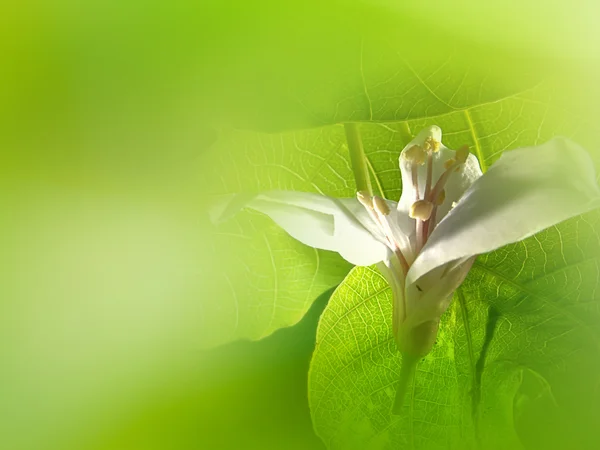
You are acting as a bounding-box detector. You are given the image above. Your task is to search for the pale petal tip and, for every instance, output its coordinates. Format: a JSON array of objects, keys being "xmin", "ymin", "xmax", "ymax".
[
  {"xmin": 423, "ymin": 125, "xmax": 442, "ymax": 142},
  {"xmin": 407, "ymin": 125, "xmax": 443, "ymax": 151}
]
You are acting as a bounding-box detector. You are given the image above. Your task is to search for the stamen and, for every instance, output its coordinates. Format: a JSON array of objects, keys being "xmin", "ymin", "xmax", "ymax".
[
  {"xmin": 411, "ymin": 164, "xmax": 420, "ymax": 201},
  {"xmin": 373, "ymin": 195, "xmax": 391, "ymax": 216},
  {"xmin": 427, "ymin": 207, "xmax": 438, "ymax": 238},
  {"xmin": 372, "ymin": 199, "xmax": 410, "ymax": 275},
  {"xmin": 357, "ymin": 191, "xmax": 410, "ymax": 273},
  {"xmin": 423, "ymin": 136, "xmax": 441, "ymax": 153},
  {"xmin": 409, "ymin": 200, "xmax": 434, "ymax": 221},
  {"xmin": 444, "ymin": 158, "xmax": 456, "ymax": 170},
  {"xmin": 428, "ymin": 145, "xmax": 470, "ymax": 203},
  {"xmin": 416, "ymin": 220, "xmax": 425, "ymax": 254},
  {"xmin": 435, "ymin": 189, "xmax": 446, "ymax": 206},
  {"xmin": 356, "ymin": 190, "xmax": 374, "ymax": 209},
  {"xmin": 356, "ymin": 191, "xmax": 384, "ymax": 233},
  {"xmin": 424, "ymin": 151, "xmax": 433, "ymax": 199},
  {"xmin": 394, "ymin": 248, "xmax": 410, "ymax": 275},
  {"xmin": 425, "ymin": 192, "xmax": 444, "ymax": 239},
  {"xmin": 456, "ymin": 145, "xmax": 470, "ymax": 163},
  {"xmin": 403, "ymin": 145, "xmax": 426, "ymax": 165}
]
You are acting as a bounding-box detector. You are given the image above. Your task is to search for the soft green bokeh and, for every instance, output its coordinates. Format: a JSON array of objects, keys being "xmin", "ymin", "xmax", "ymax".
[{"xmin": 1, "ymin": 1, "xmax": 600, "ymax": 449}]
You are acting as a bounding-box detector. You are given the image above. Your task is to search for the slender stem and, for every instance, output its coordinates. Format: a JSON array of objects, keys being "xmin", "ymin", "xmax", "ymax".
[
  {"xmin": 392, "ymin": 354, "xmax": 419, "ymax": 414},
  {"xmin": 344, "ymin": 123, "xmax": 372, "ymax": 195}
]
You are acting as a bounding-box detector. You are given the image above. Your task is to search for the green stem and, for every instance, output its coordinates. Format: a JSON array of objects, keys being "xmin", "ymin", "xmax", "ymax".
[
  {"xmin": 344, "ymin": 122, "xmax": 372, "ymax": 195},
  {"xmin": 392, "ymin": 354, "xmax": 419, "ymax": 415}
]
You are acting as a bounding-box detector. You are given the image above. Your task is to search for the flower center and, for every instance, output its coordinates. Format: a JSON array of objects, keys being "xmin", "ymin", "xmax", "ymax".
[
  {"xmin": 357, "ymin": 137, "xmax": 471, "ymax": 275},
  {"xmin": 404, "ymin": 138, "xmax": 470, "ymax": 253}
]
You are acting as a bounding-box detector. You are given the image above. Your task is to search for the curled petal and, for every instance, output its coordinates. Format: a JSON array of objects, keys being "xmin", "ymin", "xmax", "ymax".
[
  {"xmin": 408, "ymin": 137, "xmax": 600, "ymax": 284},
  {"xmin": 211, "ymin": 190, "xmax": 390, "ymax": 266}
]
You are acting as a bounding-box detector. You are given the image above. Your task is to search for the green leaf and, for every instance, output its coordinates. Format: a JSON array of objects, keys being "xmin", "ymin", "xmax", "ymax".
[
  {"xmin": 308, "ymin": 82, "xmax": 600, "ymax": 449},
  {"xmin": 203, "ymin": 77, "xmax": 600, "ymax": 348},
  {"xmin": 201, "ymin": 74, "xmax": 600, "ymax": 348},
  {"xmin": 198, "ymin": 127, "xmax": 357, "ymax": 347},
  {"xmin": 309, "ymin": 208, "xmax": 600, "ymax": 449}
]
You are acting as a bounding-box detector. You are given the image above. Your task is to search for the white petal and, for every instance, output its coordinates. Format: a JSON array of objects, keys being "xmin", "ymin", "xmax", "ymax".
[
  {"xmin": 212, "ymin": 191, "xmax": 390, "ymax": 266},
  {"xmin": 404, "ymin": 258, "xmax": 475, "ymax": 328},
  {"xmin": 398, "ymin": 125, "xmax": 483, "ymax": 225},
  {"xmin": 435, "ymin": 152, "xmax": 482, "ymax": 223},
  {"xmin": 396, "ymin": 258, "xmax": 475, "ymax": 356},
  {"xmin": 408, "ymin": 137, "xmax": 600, "ymax": 284}
]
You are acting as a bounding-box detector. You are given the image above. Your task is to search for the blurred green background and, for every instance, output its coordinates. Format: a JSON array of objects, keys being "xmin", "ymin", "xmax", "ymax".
[{"xmin": 2, "ymin": 1, "xmax": 600, "ymax": 449}]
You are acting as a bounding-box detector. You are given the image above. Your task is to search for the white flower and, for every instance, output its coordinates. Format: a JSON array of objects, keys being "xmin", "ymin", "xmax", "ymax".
[{"xmin": 213, "ymin": 126, "xmax": 600, "ymax": 359}]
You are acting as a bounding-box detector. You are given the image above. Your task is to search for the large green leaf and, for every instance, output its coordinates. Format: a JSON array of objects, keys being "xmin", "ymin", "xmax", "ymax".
[
  {"xmin": 308, "ymin": 82, "xmax": 600, "ymax": 449},
  {"xmin": 202, "ymin": 78, "xmax": 600, "ymax": 347},
  {"xmin": 3, "ymin": 2, "xmax": 600, "ymax": 450},
  {"xmin": 0, "ymin": 0, "xmax": 566, "ymax": 351},
  {"xmin": 309, "ymin": 210, "xmax": 600, "ymax": 449}
]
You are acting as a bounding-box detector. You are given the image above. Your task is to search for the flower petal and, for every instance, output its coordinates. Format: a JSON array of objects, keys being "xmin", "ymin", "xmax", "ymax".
[
  {"xmin": 408, "ymin": 137, "xmax": 600, "ymax": 284},
  {"xmin": 404, "ymin": 258, "xmax": 475, "ymax": 327},
  {"xmin": 398, "ymin": 126, "xmax": 483, "ymax": 225},
  {"xmin": 212, "ymin": 190, "xmax": 390, "ymax": 266}
]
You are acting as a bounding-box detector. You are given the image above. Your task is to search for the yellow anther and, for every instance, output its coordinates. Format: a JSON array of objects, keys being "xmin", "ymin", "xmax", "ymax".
[
  {"xmin": 403, "ymin": 145, "xmax": 427, "ymax": 165},
  {"xmin": 423, "ymin": 136, "xmax": 441, "ymax": 153},
  {"xmin": 356, "ymin": 190, "xmax": 373, "ymax": 209},
  {"xmin": 435, "ymin": 189, "xmax": 446, "ymax": 206},
  {"xmin": 456, "ymin": 145, "xmax": 469, "ymax": 163},
  {"xmin": 444, "ymin": 158, "xmax": 456, "ymax": 170},
  {"xmin": 373, "ymin": 195, "xmax": 391, "ymax": 216},
  {"xmin": 409, "ymin": 200, "xmax": 434, "ymax": 221}
]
